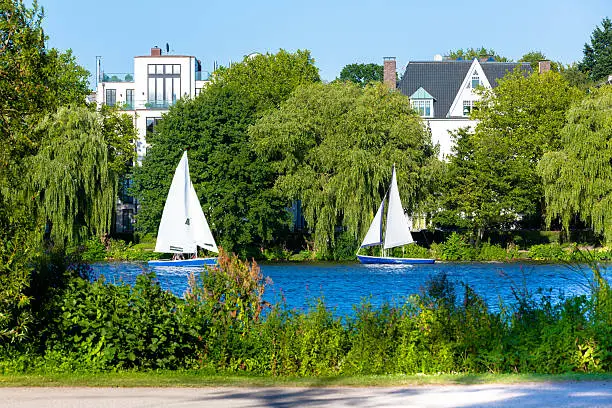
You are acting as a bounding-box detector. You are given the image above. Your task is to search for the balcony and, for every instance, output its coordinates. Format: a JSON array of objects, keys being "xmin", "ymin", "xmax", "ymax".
[
  {"xmin": 195, "ymin": 71, "xmax": 211, "ymax": 81},
  {"xmin": 100, "ymin": 72, "xmax": 134, "ymax": 83},
  {"xmin": 144, "ymin": 100, "xmax": 175, "ymax": 109}
]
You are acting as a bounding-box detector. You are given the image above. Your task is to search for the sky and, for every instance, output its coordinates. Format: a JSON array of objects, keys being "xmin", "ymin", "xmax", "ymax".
[{"xmin": 40, "ymin": 0, "xmax": 609, "ymax": 86}]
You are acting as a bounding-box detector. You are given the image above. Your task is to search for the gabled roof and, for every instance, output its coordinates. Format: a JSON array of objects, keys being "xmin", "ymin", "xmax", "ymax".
[
  {"xmin": 410, "ymin": 87, "xmax": 435, "ymax": 99},
  {"xmin": 397, "ymin": 60, "xmax": 532, "ymax": 119}
]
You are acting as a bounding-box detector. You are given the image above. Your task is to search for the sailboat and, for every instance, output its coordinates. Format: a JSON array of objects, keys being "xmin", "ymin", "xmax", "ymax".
[
  {"xmin": 148, "ymin": 151, "xmax": 218, "ymax": 267},
  {"xmin": 356, "ymin": 166, "xmax": 435, "ymax": 265}
]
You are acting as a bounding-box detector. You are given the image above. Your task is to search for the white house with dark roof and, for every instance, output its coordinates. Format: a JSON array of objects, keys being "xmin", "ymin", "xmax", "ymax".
[{"xmin": 384, "ymin": 57, "xmax": 536, "ymax": 159}]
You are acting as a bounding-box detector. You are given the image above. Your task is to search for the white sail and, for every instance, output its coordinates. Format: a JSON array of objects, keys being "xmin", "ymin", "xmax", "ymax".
[
  {"xmin": 154, "ymin": 151, "xmax": 217, "ymax": 254},
  {"xmin": 360, "ymin": 196, "xmax": 385, "ymax": 248},
  {"xmin": 188, "ymin": 181, "xmax": 218, "ymax": 253},
  {"xmin": 383, "ymin": 166, "xmax": 414, "ymax": 249}
]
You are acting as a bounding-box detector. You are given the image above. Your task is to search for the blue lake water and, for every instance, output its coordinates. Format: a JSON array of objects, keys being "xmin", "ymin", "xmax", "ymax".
[{"xmin": 91, "ymin": 262, "xmax": 609, "ymax": 317}]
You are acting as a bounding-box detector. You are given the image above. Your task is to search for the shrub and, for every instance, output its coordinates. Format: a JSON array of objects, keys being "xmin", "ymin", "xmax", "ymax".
[
  {"xmin": 434, "ymin": 233, "xmax": 476, "ymax": 261},
  {"xmin": 477, "ymin": 242, "xmax": 510, "ymax": 261},
  {"xmin": 528, "ymin": 243, "xmax": 568, "ymax": 261}
]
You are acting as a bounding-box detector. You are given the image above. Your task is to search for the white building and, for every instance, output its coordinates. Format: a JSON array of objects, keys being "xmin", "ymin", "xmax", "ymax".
[
  {"xmin": 384, "ymin": 57, "xmax": 537, "ymax": 159},
  {"xmin": 96, "ymin": 46, "xmax": 211, "ymax": 233},
  {"xmin": 96, "ymin": 46, "xmax": 210, "ymax": 162}
]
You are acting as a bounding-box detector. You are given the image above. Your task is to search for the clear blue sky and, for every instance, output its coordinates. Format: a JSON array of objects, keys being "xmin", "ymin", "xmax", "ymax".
[{"xmin": 41, "ymin": 0, "xmax": 609, "ymax": 86}]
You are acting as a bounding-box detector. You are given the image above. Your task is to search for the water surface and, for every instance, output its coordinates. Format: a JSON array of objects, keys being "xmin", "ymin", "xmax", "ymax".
[{"xmin": 91, "ymin": 261, "xmax": 608, "ymax": 317}]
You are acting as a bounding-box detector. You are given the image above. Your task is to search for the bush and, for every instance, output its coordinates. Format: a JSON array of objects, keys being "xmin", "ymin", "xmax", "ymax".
[
  {"xmin": 528, "ymin": 243, "xmax": 568, "ymax": 261},
  {"xmin": 432, "ymin": 233, "xmax": 476, "ymax": 261},
  {"xmin": 477, "ymin": 242, "xmax": 512, "ymax": 261}
]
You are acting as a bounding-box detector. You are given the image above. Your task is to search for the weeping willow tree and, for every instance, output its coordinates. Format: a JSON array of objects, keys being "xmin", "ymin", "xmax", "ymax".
[
  {"xmin": 538, "ymin": 86, "xmax": 612, "ymax": 243},
  {"xmin": 251, "ymin": 81, "xmax": 438, "ymax": 255},
  {"xmin": 27, "ymin": 106, "xmax": 118, "ymax": 246}
]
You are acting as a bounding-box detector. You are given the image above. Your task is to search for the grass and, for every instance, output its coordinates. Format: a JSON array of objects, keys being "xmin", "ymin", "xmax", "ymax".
[{"xmin": 1, "ymin": 371, "xmax": 610, "ymax": 388}]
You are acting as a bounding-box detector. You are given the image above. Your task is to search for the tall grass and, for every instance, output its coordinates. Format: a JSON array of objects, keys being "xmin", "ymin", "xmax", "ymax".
[{"xmin": 0, "ymin": 251, "xmax": 610, "ymax": 376}]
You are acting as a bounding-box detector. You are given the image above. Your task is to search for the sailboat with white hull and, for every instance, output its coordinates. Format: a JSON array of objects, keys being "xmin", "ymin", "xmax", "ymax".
[
  {"xmin": 148, "ymin": 151, "xmax": 218, "ymax": 267},
  {"xmin": 356, "ymin": 166, "xmax": 434, "ymax": 265}
]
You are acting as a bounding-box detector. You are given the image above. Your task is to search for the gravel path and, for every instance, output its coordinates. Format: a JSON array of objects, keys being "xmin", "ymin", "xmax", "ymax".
[{"xmin": 1, "ymin": 381, "xmax": 611, "ymax": 407}]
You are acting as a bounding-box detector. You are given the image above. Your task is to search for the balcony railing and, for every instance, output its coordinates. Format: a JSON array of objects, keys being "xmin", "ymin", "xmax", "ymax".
[
  {"xmin": 103, "ymin": 99, "xmax": 178, "ymax": 110},
  {"xmin": 195, "ymin": 71, "xmax": 211, "ymax": 81},
  {"xmin": 100, "ymin": 72, "xmax": 134, "ymax": 83}
]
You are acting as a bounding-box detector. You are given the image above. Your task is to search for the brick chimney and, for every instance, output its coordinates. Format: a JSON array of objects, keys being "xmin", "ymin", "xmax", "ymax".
[
  {"xmin": 151, "ymin": 46, "xmax": 162, "ymax": 56},
  {"xmin": 538, "ymin": 60, "xmax": 551, "ymax": 74},
  {"xmin": 383, "ymin": 57, "xmax": 396, "ymax": 90}
]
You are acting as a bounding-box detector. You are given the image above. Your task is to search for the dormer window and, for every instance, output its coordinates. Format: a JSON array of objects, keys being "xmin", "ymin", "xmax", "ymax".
[
  {"xmin": 471, "ymin": 71, "xmax": 480, "ymax": 88},
  {"xmin": 409, "ymin": 87, "xmax": 435, "ymax": 118}
]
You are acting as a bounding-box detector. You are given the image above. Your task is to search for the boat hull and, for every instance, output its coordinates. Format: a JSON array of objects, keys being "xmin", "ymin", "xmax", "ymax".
[
  {"xmin": 148, "ymin": 257, "xmax": 218, "ymax": 267},
  {"xmin": 357, "ymin": 255, "xmax": 435, "ymax": 265}
]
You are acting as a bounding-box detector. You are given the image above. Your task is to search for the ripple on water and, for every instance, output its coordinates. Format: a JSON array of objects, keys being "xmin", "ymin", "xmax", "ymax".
[{"xmin": 91, "ymin": 261, "xmax": 609, "ymax": 317}]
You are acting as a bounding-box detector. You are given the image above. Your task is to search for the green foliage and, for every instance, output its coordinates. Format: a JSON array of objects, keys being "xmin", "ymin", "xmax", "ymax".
[
  {"xmin": 338, "ymin": 63, "xmax": 384, "ymax": 86},
  {"xmin": 477, "ymin": 242, "xmax": 514, "ymax": 261},
  {"xmin": 538, "ymin": 86, "xmax": 612, "ymax": 244},
  {"xmin": 528, "ymin": 243, "xmax": 568, "ymax": 261},
  {"xmin": 2, "ymin": 259, "xmax": 612, "ymax": 375},
  {"xmin": 431, "ymin": 233, "xmax": 476, "ymax": 261},
  {"xmin": 133, "ymin": 50, "xmax": 319, "ymax": 255},
  {"xmin": 579, "ymin": 17, "xmax": 612, "ymax": 82},
  {"xmin": 213, "ymin": 49, "xmax": 320, "ymax": 113},
  {"xmin": 438, "ymin": 70, "xmax": 583, "ymax": 240},
  {"xmin": 252, "ymin": 81, "xmax": 438, "ymax": 255},
  {"xmin": 519, "ymin": 51, "xmax": 560, "ymax": 72},
  {"xmin": 0, "ymin": 229, "xmax": 34, "ymax": 343},
  {"xmin": 447, "ymin": 47, "xmax": 508, "ymax": 61},
  {"xmin": 27, "ymin": 107, "xmax": 116, "ymax": 246}
]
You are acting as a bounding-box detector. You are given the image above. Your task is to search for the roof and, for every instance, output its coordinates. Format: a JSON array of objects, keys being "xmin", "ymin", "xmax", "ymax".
[{"xmin": 397, "ymin": 60, "xmax": 532, "ymax": 119}]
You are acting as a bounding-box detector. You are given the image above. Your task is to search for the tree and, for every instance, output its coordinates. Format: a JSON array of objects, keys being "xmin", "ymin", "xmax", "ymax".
[
  {"xmin": 338, "ymin": 63, "xmax": 383, "ymax": 86},
  {"xmin": 133, "ymin": 50, "xmax": 320, "ymax": 256},
  {"xmin": 437, "ymin": 70, "xmax": 583, "ymax": 241},
  {"xmin": 0, "ymin": 0, "xmax": 129, "ymax": 344},
  {"xmin": 447, "ymin": 47, "xmax": 508, "ymax": 62},
  {"xmin": 519, "ymin": 51, "xmax": 559, "ymax": 72},
  {"xmin": 559, "ymin": 63, "xmax": 592, "ymax": 90},
  {"xmin": 212, "ymin": 49, "xmax": 319, "ymax": 113},
  {"xmin": 538, "ymin": 86, "xmax": 612, "ymax": 243},
  {"xmin": 251, "ymin": 82, "xmax": 438, "ymax": 255},
  {"xmin": 579, "ymin": 17, "xmax": 612, "ymax": 82},
  {"xmin": 27, "ymin": 107, "xmax": 131, "ymax": 246}
]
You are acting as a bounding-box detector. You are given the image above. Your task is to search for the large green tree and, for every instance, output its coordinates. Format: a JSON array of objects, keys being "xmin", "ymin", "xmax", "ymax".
[
  {"xmin": 338, "ymin": 63, "xmax": 383, "ymax": 86},
  {"xmin": 447, "ymin": 47, "xmax": 508, "ymax": 62},
  {"xmin": 251, "ymin": 82, "xmax": 438, "ymax": 255},
  {"xmin": 436, "ymin": 70, "xmax": 583, "ymax": 241},
  {"xmin": 519, "ymin": 51, "xmax": 560, "ymax": 72},
  {"xmin": 0, "ymin": 0, "xmax": 134, "ymax": 343},
  {"xmin": 579, "ymin": 17, "xmax": 612, "ymax": 82},
  {"xmin": 133, "ymin": 50, "xmax": 320, "ymax": 256},
  {"xmin": 27, "ymin": 106, "xmax": 135, "ymax": 246},
  {"xmin": 538, "ymin": 86, "xmax": 612, "ymax": 242}
]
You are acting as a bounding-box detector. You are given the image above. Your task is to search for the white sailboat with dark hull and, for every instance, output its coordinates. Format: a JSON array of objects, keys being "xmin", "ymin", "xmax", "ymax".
[
  {"xmin": 356, "ymin": 166, "xmax": 434, "ymax": 265},
  {"xmin": 148, "ymin": 151, "xmax": 218, "ymax": 267}
]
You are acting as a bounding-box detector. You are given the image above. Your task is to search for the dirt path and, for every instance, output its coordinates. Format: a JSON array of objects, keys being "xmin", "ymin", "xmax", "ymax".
[{"xmin": 1, "ymin": 381, "xmax": 611, "ymax": 407}]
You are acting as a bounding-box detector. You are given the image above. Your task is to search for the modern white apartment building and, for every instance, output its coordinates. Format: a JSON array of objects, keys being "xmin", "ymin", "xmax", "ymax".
[
  {"xmin": 96, "ymin": 46, "xmax": 211, "ymax": 233},
  {"xmin": 96, "ymin": 46, "xmax": 210, "ymax": 162}
]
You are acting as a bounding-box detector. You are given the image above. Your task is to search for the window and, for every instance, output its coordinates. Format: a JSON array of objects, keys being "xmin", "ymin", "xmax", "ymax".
[
  {"xmin": 471, "ymin": 71, "xmax": 480, "ymax": 89},
  {"xmin": 147, "ymin": 64, "xmax": 181, "ymax": 108},
  {"xmin": 122, "ymin": 209, "xmax": 134, "ymax": 233},
  {"xmin": 126, "ymin": 89, "xmax": 134, "ymax": 109},
  {"xmin": 105, "ymin": 89, "xmax": 116, "ymax": 106},
  {"xmin": 411, "ymin": 99, "xmax": 433, "ymax": 117},
  {"xmin": 463, "ymin": 100, "xmax": 476, "ymax": 116},
  {"xmin": 146, "ymin": 117, "xmax": 162, "ymax": 135}
]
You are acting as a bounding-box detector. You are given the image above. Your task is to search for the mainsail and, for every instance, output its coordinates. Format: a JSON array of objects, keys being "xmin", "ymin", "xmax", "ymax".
[
  {"xmin": 154, "ymin": 151, "xmax": 218, "ymax": 254},
  {"xmin": 359, "ymin": 166, "xmax": 414, "ymax": 250}
]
